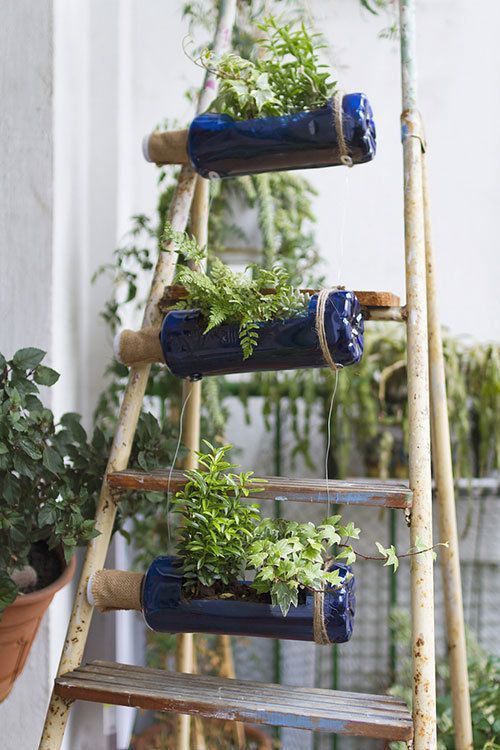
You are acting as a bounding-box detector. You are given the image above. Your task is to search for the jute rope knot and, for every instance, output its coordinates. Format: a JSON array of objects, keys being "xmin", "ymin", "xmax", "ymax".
[
  {"xmin": 315, "ymin": 288, "xmax": 343, "ymax": 372},
  {"xmin": 333, "ymin": 91, "xmax": 353, "ymax": 168},
  {"xmin": 313, "ymin": 587, "xmax": 331, "ymax": 645}
]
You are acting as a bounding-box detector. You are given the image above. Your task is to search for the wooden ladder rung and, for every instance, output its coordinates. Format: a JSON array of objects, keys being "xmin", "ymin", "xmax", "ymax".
[
  {"xmin": 55, "ymin": 661, "xmax": 413, "ymax": 742},
  {"xmin": 107, "ymin": 471, "xmax": 412, "ymax": 509},
  {"xmin": 158, "ymin": 286, "xmax": 404, "ymax": 321}
]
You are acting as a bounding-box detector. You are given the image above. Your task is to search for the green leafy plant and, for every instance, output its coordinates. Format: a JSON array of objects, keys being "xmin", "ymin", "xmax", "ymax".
[
  {"xmin": 203, "ymin": 17, "xmax": 337, "ymax": 120},
  {"xmin": 248, "ymin": 516, "xmax": 359, "ymax": 615},
  {"xmin": 0, "ymin": 349, "xmax": 102, "ymax": 615},
  {"xmin": 388, "ymin": 610, "xmax": 500, "ymax": 750},
  {"xmin": 167, "ymin": 223, "xmax": 306, "ymax": 358},
  {"xmin": 172, "ymin": 441, "xmax": 262, "ymax": 591},
  {"xmin": 171, "ymin": 442, "xmax": 364, "ymax": 616}
]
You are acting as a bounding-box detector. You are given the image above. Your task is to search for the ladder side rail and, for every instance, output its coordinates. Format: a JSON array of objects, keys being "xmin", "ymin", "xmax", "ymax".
[
  {"xmin": 398, "ymin": 1, "xmax": 437, "ymax": 747},
  {"xmin": 422, "ymin": 155, "xmax": 473, "ymax": 749},
  {"xmin": 175, "ymin": 178, "xmax": 207, "ymax": 750},
  {"xmin": 38, "ymin": 3, "xmax": 237, "ymax": 748}
]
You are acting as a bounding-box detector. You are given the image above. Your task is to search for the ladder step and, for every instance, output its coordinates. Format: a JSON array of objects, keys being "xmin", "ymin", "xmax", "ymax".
[
  {"xmin": 107, "ymin": 471, "xmax": 412, "ymax": 509},
  {"xmin": 55, "ymin": 661, "xmax": 413, "ymax": 742},
  {"xmin": 159, "ymin": 286, "xmax": 404, "ymax": 321}
]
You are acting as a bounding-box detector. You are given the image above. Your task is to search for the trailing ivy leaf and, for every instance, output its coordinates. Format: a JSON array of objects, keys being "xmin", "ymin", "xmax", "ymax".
[
  {"xmin": 376, "ymin": 542, "xmax": 399, "ymax": 572},
  {"xmin": 12, "ymin": 348, "xmax": 46, "ymax": 370},
  {"xmin": 34, "ymin": 365, "xmax": 60, "ymax": 386}
]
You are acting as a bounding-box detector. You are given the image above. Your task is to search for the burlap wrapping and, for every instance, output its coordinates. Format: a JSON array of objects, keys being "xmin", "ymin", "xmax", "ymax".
[
  {"xmin": 90, "ymin": 570, "xmax": 144, "ymax": 613},
  {"xmin": 115, "ymin": 326, "xmax": 165, "ymax": 366},
  {"xmin": 147, "ymin": 129, "xmax": 189, "ymax": 165}
]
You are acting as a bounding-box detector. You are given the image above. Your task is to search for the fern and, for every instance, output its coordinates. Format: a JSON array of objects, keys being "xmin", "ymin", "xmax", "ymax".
[{"xmin": 169, "ymin": 225, "xmax": 306, "ymax": 358}]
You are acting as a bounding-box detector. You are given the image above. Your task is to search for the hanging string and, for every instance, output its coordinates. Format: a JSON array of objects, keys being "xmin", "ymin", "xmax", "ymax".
[
  {"xmin": 166, "ymin": 388, "xmax": 193, "ymax": 545},
  {"xmin": 337, "ymin": 169, "xmax": 350, "ymax": 286},
  {"xmin": 324, "ymin": 367, "xmax": 340, "ymax": 520}
]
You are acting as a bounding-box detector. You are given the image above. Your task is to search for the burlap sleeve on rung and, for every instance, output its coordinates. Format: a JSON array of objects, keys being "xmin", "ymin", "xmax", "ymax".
[
  {"xmin": 148, "ymin": 129, "xmax": 189, "ymax": 165},
  {"xmin": 90, "ymin": 570, "xmax": 144, "ymax": 612},
  {"xmin": 116, "ymin": 326, "xmax": 164, "ymax": 366}
]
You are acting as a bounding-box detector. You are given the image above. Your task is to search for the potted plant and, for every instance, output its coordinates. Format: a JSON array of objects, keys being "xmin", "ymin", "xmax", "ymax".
[
  {"xmin": 146, "ymin": 18, "xmax": 376, "ymax": 177},
  {"xmin": 89, "ymin": 443, "xmax": 357, "ymax": 644},
  {"xmin": 0, "ymin": 348, "xmax": 101, "ymax": 701},
  {"xmin": 114, "ymin": 227, "xmax": 364, "ymax": 379}
]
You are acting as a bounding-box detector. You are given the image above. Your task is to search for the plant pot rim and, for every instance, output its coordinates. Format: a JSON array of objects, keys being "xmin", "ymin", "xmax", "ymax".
[{"xmin": 9, "ymin": 553, "xmax": 76, "ymax": 609}]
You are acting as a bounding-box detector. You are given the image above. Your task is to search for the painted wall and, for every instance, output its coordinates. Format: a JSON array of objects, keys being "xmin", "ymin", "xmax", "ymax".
[
  {"xmin": 0, "ymin": 2, "xmax": 58, "ymax": 749},
  {"xmin": 1, "ymin": 0, "xmax": 499, "ymax": 748}
]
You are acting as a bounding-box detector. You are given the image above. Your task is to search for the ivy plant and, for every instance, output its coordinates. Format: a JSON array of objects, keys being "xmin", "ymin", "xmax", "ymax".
[
  {"xmin": 166, "ymin": 223, "xmax": 306, "ymax": 358},
  {"xmin": 248, "ymin": 516, "xmax": 359, "ymax": 615},
  {"xmin": 0, "ymin": 349, "xmax": 102, "ymax": 615}
]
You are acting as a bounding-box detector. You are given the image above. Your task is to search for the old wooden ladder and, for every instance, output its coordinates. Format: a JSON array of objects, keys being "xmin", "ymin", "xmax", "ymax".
[{"xmin": 38, "ymin": 1, "xmax": 472, "ymax": 748}]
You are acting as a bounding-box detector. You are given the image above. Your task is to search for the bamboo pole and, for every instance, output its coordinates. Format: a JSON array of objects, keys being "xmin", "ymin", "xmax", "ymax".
[
  {"xmin": 175, "ymin": 176, "xmax": 206, "ymax": 750},
  {"xmin": 422, "ymin": 155, "xmax": 473, "ymax": 749},
  {"xmin": 217, "ymin": 635, "xmax": 246, "ymax": 749},
  {"xmin": 38, "ymin": 3, "xmax": 236, "ymax": 748},
  {"xmin": 398, "ymin": 1, "xmax": 437, "ymax": 747}
]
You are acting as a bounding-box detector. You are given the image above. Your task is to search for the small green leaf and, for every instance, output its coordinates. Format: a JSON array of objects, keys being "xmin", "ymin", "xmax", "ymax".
[
  {"xmin": 33, "ymin": 365, "xmax": 60, "ymax": 386},
  {"xmin": 43, "ymin": 445, "xmax": 64, "ymax": 474},
  {"xmin": 0, "ymin": 572, "xmax": 18, "ymax": 616},
  {"xmin": 12, "ymin": 348, "xmax": 46, "ymax": 370}
]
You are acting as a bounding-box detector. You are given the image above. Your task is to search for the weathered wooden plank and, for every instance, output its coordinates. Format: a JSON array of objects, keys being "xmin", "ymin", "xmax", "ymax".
[
  {"xmin": 67, "ymin": 662, "xmax": 409, "ymax": 714},
  {"xmin": 107, "ymin": 470, "xmax": 412, "ymax": 509},
  {"xmin": 159, "ymin": 285, "xmax": 401, "ymax": 315},
  {"xmin": 55, "ymin": 662, "xmax": 413, "ymax": 741}
]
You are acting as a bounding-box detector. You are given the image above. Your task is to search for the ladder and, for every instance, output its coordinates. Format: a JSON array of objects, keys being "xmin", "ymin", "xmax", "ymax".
[{"xmin": 38, "ymin": 1, "xmax": 472, "ymax": 748}]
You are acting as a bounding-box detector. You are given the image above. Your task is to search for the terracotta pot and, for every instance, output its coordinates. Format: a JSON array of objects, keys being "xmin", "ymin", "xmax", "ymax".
[
  {"xmin": 0, "ymin": 552, "xmax": 76, "ymax": 702},
  {"xmin": 132, "ymin": 721, "xmax": 272, "ymax": 750}
]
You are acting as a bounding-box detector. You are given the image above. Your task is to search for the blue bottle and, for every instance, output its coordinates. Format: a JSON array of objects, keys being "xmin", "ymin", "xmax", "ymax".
[
  {"xmin": 160, "ymin": 290, "xmax": 364, "ymax": 380},
  {"xmin": 142, "ymin": 556, "xmax": 355, "ymax": 643},
  {"xmin": 187, "ymin": 93, "xmax": 376, "ymax": 179}
]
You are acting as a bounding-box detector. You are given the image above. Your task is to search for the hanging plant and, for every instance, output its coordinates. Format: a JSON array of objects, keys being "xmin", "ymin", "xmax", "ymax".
[
  {"xmin": 113, "ymin": 226, "xmax": 364, "ymax": 379},
  {"xmin": 145, "ymin": 17, "xmax": 376, "ymax": 177},
  {"xmin": 88, "ymin": 443, "xmax": 357, "ymax": 644}
]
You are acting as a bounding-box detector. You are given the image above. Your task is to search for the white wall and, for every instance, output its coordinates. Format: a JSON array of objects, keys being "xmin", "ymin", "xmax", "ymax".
[
  {"xmin": 2, "ymin": 1, "xmax": 499, "ymax": 748},
  {"xmin": 0, "ymin": 2, "xmax": 57, "ymax": 749}
]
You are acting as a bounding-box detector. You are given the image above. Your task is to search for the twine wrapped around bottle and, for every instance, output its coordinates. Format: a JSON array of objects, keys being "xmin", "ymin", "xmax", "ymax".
[
  {"xmin": 333, "ymin": 91, "xmax": 354, "ymax": 168},
  {"xmin": 314, "ymin": 288, "xmax": 341, "ymax": 372}
]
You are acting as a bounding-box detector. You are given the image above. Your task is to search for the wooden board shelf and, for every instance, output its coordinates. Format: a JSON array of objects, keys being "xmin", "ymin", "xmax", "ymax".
[
  {"xmin": 55, "ymin": 661, "xmax": 413, "ymax": 742},
  {"xmin": 107, "ymin": 470, "xmax": 412, "ymax": 509}
]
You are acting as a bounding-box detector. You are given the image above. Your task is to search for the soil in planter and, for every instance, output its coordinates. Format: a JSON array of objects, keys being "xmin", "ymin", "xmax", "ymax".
[
  {"xmin": 21, "ymin": 541, "xmax": 63, "ymax": 594},
  {"xmin": 184, "ymin": 580, "xmax": 307, "ymax": 606}
]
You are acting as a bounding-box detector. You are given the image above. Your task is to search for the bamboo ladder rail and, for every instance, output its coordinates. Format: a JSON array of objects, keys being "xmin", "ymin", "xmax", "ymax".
[
  {"xmin": 398, "ymin": 0, "xmax": 437, "ymax": 746},
  {"xmin": 423, "ymin": 153, "xmax": 473, "ymax": 748},
  {"xmin": 37, "ymin": 2, "xmax": 237, "ymax": 748},
  {"xmin": 176, "ymin": 177, "xmax": 205, "ymax": 750}
]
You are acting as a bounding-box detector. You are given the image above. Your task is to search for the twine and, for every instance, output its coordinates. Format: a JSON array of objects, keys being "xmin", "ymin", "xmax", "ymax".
[
  {"xmin": 315, "ymin": 288, "xmax": 339, "ymax": 372},
  {"xmin": 313, "ymin": 587, "xmax": 331, "ymax": 645},
  {"xmin": 333, "ymin": 91, "xmax": 353, "ymax": 168}
]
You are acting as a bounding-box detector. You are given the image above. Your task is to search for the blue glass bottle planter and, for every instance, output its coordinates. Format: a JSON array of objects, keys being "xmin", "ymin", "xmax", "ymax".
[
  {"xmin": 142, "ymin": 556, "xmax": 355, "ymax": 643},
  {"xmin": 161, "ymin": 290, "xmax": 364, "ymax": 380},
  {"xmin": 187, "ymin": 93, "xmax": 376, "ymax": 179}
]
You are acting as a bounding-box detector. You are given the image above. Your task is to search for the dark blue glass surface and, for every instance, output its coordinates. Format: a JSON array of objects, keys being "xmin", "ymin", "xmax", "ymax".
[
  {"xmin": 187, "ymin": 93, "xmax": 376, "ymax": 179},
  {"xmin": 142, "ymin": 556, "xmax": 355, "ymax": 643},
  {"xmin": 161, "ymin": 290, "xmax": 364, "ymax": 380}
]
